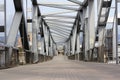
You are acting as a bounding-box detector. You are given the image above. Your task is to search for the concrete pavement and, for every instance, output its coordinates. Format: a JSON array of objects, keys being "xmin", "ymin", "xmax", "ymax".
[{"xmin": 0, "ymin": 55, "xmax": 120, "ymax": 80}]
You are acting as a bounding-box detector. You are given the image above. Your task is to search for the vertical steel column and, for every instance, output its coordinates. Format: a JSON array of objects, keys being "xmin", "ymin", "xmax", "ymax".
[
  {"xmin": 49, "ymin": 36, "xmax": 53, "ymax": 56},
  {"xmin": 76, "ymin": 32, "xmax": 80, "ymax": 60},
  {"xmin": 32, "ymin": 5, "xmax": 38, "ymax": 63},
  {"xmin": 88, "ymin": 0, "xmax": 95, "ymax": 60},
  {"xmin": 80, "ymin": 10, "xmax": 85, "ymax": 60},
  {"xmin": 68, "ymin": 40, "xmax": 71, "ymax": 56},
  {"xmin": 43, "ymin": 24, "xmax": 49, "ymax": 56},
  {"xmin": 4, "ymin": 0, "xmax": 6, "ymax": 44},
  {"xmin": 64, "ymin": 42, "xmax": 68, "ymax": 56},
  {"xmin": 53, "ymin": 43, "xmax": 56, "ymax": 56},
  {"xmin": 115, "ymin": 0, "xmax": 118, "ymax": 64},
  {"xmin": 98, "ymin": 27, "xmax": 106, "ymax": 62},
  {"xmin": 70, "ymin": 34, "xmax": 73, "ymax": 55},
  {"xmin": 82, "ymin": 6, "xmax": 89, "ymax": 60},
  {"xmin": 84, "ymin": 18, "xmax": 89, "ymax": 60},
  {"xmin": 72, "ymin": 25, "xmax": 77, "ymax": 55},
  {"xmin": 40, "ymin": 38, "xmax": 45, "ymax": 55},
  {"xmin": 88, "ymin": 0, "xmax": 95, "ymax": 49}
]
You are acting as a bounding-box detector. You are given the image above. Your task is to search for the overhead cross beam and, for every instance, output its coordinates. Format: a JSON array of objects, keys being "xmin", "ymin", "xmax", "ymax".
[
  {"xmin": 68, "ymin": 0, "xmax": 88, "ymax": 7},
  {"xmin": 52, "ymin": 34, "xmax": 68, "ymax": 38},
  {"xmin": 44, "ymin": 17, "xmax": 76, "ymax": 20},
  {"xmin": 51, "ymin": 33, "xmax": 68, "ymax": 38},
  {"xmin": 53, "ymin": 36, "xmax": 67, "ymax": 40},
  {"xmin": 43, "ymin": 10, "xmax": 76, "ymax": 16},
  {"xmin": 68, "ymin": 0, "xmax": 84, "ymax": 6},
  {"xmin": 45, "ymin": 19, "xmax": 74, "ymax": 24},
  {"xmin": 49, "ymin": 26, "xmax": 71, "ymax": 32},
  {"xmin": 50, "ymin": 28, "xmax": 71, "ymax": 34},
  {"xmin": 51, "ymin": 31, "xmax": 69, "ymax": 37},
  {"xmin": 50, "ymin": 29, "xmax": 70, "ymax": 36},
  {"xmin": 48, "ymin": 24, "xmax": 72, "ymax": 31},
  {"xmin": 42, "ymin": 15, "xmax": 76, "ymax": 19},
  {"xmin": 44, "ymin": 18, "xmax": 75, "ymax": 22},
  {"xmin": 52, "ymin": 36, "xmax": 67, "ymax": 39},
  {"xmin": 38, "ymin": 4, "xmax": 79, "ymax": 11},
  {"xmin": 37, "ymin": 3, "xmax": 79, "ymax": 6},
  {"xmin": 46, "ymin": 21, "xmax": 73, "ymax": 25},
  {"xmin": 47, "ymin": 22, "xmax": 73, "ymax": 28}
]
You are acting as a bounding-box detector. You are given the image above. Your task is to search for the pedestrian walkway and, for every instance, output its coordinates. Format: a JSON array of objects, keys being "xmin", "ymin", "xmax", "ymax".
[{"xmin": 0, "ymin": 55, "xmax": 120, "ymax": 80}]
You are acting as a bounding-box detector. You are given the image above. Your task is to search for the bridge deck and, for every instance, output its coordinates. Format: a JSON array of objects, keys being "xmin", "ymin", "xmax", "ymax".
[{"xmin": 0, "ymin": 55, "xmax": 120, "ymax": 80}]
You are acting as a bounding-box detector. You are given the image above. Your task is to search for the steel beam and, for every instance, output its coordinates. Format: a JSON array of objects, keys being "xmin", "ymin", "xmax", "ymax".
[
  {"xmin": 88, "ymin": 0, "xmax": 95, "ymax": 49},
  {"xmin": 44, "ymin": 18, "xmax": 75, "ymax": 22},
  {"xmin": 115, "ymin": 0, "xmax": 118, "ymax": 64},
  {"xmin": 52, "ymin": 39, "xmax": 67, "ymax": 43},
  {"xmin": 52, "ymin": 35, "xmax": 68, "ymax": 39},
  {"xmin": 68, "ymin": 0, "xmax": 84, "ymax": 6},
  {"xmin": 42, "ymin": 15, "xmax": 76, "ymax": 19},
  {"xmin": 71, "ymin": 25, "xmax": 77, "ymax": 55},
  {"xmin": 31, "ymin": 0, "xmax": 41, "ymax": 16},
  {"xmin": 43, "ymin": 10, "xmax": 76, "ymax": 16},
  {"xmin": 32, "ymin": 5, "xmax": 39, "ymax": 63},
  {"xmin": 37, "ymin": 2, "xmax": 79, "ymax": 6},
  {"xmin": 53, "ymin": 38, "xmax": 67, "ymax": 41},
  {"xmin": 49, "ymin": 26, "xmax": 71, "ymax": 33},
  {"xmin": 53, "ymin": 38, "xmax": 67, "ymax": 40},
  {"xmin": 6, "ymin": 0, "xmax": 30, "ymax": 64},
  {"xmin": 67, "ymin": 40, "xmax": 71, "ymax": 56},
  {"xmin": 38, "ymin": 4, "xmax": 79, "ymax": 11},
  {"xmin": 50, "ymin": 28, "xmax": 71, "ymax": 34},
  {"xmin": 51, "ymin": 33, "xmax": 68, "ymax": 38},
  {"xmin": 50, "ymin": 29, "xmax": 70, "ymax": 36},
  {"xmin": 76, "ymin": 32, "xmax": 80, "ymax": 60},
  {"xmin": 47, "ymin": 21, "xmax": 73, "ymax": 26},
  {"xmin": 49, "ymin": 37, "xmax": 53, "ymax": 56},
  {"xmin": 4, "ymin": 0, "xmax": 7, "ymax": 44},
  {"xmin": 47, "ymin": 22, "xmax": 73, "ymax": 28},
  {"xmin": 7, "ymin": 12, "xmax": 22, "ymax": 46},
  {"xmin": 70, "ymin": 35, "xmax": 73, "ymax": 55},
  {"xmin": 51, "ymin": 34, "xmax": 65, "ymax": 38},
  {"xmin": 40, "ymin": 38, "xmax": 45, "ymax": 55},
  {"xmin": 51, "ymin": 31, "xmax": 69, "ymax": 37},
  {"xmin": 45, "ymin": 20, "xmax": 74, "ymax": 24},
  {"xmin": 44, "ymin": 17, "xmax": 75, "ymax": 21},
  {"xmin": 49, "ymin": 26, "xmax": 71, "ymax": 32},
  {"xmin": 98, "ymin": 27, "xmax": 106, "ymax": 62},
  {"xmin": 68, "ymin": 0, "xmax": 88, "ymax": 7},
  {"xmin": 42, "ymin": 19, "xmax": 57, "ymax": 43},
  {"xmin": 48, "ymin": 24, "xmax": 72, "ymax": 30},
  {"xmin": 43, "ymin": 24, "xmax": 49, "ymax": 56}
]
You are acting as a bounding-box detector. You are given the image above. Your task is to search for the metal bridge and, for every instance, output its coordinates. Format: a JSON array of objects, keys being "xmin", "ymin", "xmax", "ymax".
[{"xmin": 0, "ymin": 0, "xmax": 120, "ymax": 79}]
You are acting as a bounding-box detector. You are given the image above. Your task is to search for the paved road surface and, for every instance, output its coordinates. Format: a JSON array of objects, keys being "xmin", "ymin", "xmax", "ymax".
[{"xmin": 0, "ymin": 55, "xmax": 120, "ymax": 80}]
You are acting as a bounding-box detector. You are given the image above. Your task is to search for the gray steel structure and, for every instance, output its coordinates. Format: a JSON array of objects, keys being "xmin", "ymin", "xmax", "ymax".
[{"xmin": 0, "ymin": 0, "xmax": 120, "ymax": 68}]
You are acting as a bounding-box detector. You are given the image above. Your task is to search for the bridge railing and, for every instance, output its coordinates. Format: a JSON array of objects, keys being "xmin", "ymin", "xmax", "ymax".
[{"xmin": 0, "ymin": 45, "xmax": 19, "ymax": 69}]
